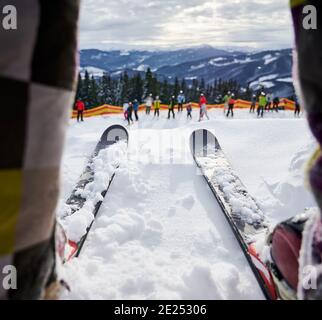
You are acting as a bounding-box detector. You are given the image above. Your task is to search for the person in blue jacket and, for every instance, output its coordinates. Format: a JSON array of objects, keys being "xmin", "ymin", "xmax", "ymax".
[
  {"xmin": 133, "ymin": 99, "xmax": 139, "ymax": 121},
  {"xmin": 177, "ymin": 91, "xmax": 186, "ymax": 113}
]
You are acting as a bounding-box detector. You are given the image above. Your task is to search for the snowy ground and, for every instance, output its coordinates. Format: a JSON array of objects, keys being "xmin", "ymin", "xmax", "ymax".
[{"xmin": 58, "ymin": 109, "xmax": 317, "ymax": 300}]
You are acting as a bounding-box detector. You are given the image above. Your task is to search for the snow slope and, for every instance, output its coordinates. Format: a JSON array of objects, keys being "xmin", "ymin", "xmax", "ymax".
[{"xmin": 58, "ymin": 109, "xmax": 317, "ymax": 300}]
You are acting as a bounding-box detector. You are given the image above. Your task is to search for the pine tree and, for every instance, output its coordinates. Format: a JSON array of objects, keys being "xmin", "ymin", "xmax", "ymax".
[
  {"xmin": 144, "ymin": 68, "xmax": 154, "ymax": 98},
  {"xmin": 173, "ymin": 77, "xmax": 180, "ymax": 98},
  {"xmin": 160, "ymin": 79, "xmax": 170, "ymax": 103},
  {"xmin": 89, "ymin": 75, "xmax": 99, "ymax": 108},
  {"xmin": 83, "ymin": 70, "xmax": 91, "ymax": 107}
]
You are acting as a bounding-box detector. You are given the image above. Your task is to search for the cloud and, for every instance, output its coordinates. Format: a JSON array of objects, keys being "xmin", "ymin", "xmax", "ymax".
[{"xmin": 79, "ymin": 0, "xmax": 293, "ymax": 50}]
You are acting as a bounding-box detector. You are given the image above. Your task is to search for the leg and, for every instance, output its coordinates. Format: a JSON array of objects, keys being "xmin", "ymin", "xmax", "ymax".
[
  {"xmin": 0, "ymin": 1, "xmax": 80, "ymax": 300},
  {"xmin": 81, "ymin": 111, "xmax": 84, "ymax": 121}
]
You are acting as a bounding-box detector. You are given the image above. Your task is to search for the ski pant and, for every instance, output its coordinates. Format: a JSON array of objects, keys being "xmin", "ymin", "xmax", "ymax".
[
  {"xmin": 257, "ymin": 106, "xmax": 264, "ymax": 118},
  {"xmin": 187, "ymin": 111, "xmax": 192, "ymax": 119},
  {"xmin": 154, "ymin": 109, "xmax": 160, "ymax": 117},
  {"xmin": 127, "ymin": 112, "xmax": 133, "ymax": 125},
  {"xmin": 0, "ymin": 1, "xmax": 80, "ymax": 300},
  {"xmin": 226, "ymin": 105, "xmax": 234, "ymax": 117},
  {"xmin": 199, "ymin": 111, "xmax": 209, "ymax": 120},
  {"xmin": 168, "ymin": 109, "xmax": 175, "ymax": 119},
  {"xmin": 178, "ymin": 103, "xmax": 184, "ymax": 112},
  {"xmin": 134, "ymin": 110, "xmax": 139, "ymax": 121},
  {"xmin": 77, "ymin": 110, "xmax": 84, "ymax": 122},
  {"xmin": 146, "ymin": 106, "xmax": 151, "ymax": 115},
  {"xmin": 250, "ymin": 104, "xmax": 256, "ymax": 113},
  {"xmin": 294, "ymin": 105, "xmax": 301, "ymax": 117},
  {"xmin": 273, "ymin": 102, "xmax": 279, "ymax": 112}
]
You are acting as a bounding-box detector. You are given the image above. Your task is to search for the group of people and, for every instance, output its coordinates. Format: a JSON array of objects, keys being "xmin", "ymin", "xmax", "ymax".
[
  {"xmin": 222, "ymin": 91, "xmax": 301, "ymax": 118},
  {"xmin": 76, "ymin": 91, "xmax": 301, "ymax": 125},
  {"xmin": 122, "ymin": 100, "xmax": 140, "ymax": 125},
  {"xmin": 251, "ymin": 92, "xmax": 281, "ymax": 117},
  {"xmin": 120, "ymin": 91, "xmax": 209, "ymax": 124}
]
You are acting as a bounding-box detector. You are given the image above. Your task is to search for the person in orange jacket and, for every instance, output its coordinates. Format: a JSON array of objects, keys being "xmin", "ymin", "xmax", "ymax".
[{"xmin": 75, "ymin": 99, "xmax": 85, "ymax": 122}]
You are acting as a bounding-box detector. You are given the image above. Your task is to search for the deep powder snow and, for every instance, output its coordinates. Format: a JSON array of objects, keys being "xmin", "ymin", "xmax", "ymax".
[{"xmin": 58, "ymin": 109, "xmax": 317, "ymax": 300}]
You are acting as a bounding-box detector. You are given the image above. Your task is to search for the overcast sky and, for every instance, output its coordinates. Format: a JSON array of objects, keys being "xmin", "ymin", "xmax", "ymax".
[{"xmin": 79, "ymin": 0, "xmax": 294, "ymax": 51}]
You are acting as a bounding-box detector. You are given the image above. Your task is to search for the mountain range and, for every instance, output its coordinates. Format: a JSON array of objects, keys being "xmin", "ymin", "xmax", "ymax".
[{"xmin": 80, "ymin": 46, "xmax": 294, "ymax": 97}]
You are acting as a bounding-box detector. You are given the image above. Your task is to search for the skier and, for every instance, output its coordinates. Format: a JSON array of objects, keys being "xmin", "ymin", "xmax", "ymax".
[
  {"xmin": 75, "ymin": 99, "xmax": 85, "ymax": 122},
  {"xmin": 226, "ymin": 94, "xmax": 235, "ymax": 118},
  {"xmin": 177, "ymin": 90, "xmax": 186, "ymax": 113},
  {"xmin": 294, "ymin": 97, "xmax": 301, "ymax": 117},
  {"xmin": 273, "ymin": 96, "xmax": 280, "ymax": 112},
  {"xmin": 0, "ymin": 1, "xmax": 80, "ymax": 300},
  {"xmin": 168, "ymin": 96, "xmax": 176, "ymax": 119},
  {"xmin": 266, "ymin": 93, "xmax": 272, "ymax": 111},
  {"xmin": 199, "ymin": 93, "xmax": 209, "ymax": 121},
  {"xmin": 123, "ymin": 101, "xmax": 129, "ymax": 120},
  {"xmin": 223, "ymin": 91, "xmax": 231, "ymax": 114},
  {"xmin": 145, "ymin": 94, "xmax": 153, "ymax": 115},
  {"xmin": 257, "ymin": 92, "xmax": 266, "ymax": 118},
  {"xmin": 250, "ymin": 94, "xmax": 257, "ymax": 113},
  {"xmin": 133, "ymin": 99, "xmax": 139, "ymax": 121},
  {"xmin": 154, "ymin": 96, "xmax": 161, "ymax": 117},
  {"xmin": 127, "ymin": 102, "xmax": 134, "ymax": 125},
  {"xmin": 187, "ymin": 102, "xmax": 193, "ymax": 119}
]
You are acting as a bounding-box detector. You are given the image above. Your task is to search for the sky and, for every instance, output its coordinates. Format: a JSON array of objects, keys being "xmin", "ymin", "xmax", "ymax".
[{"xmin": 79, "ymin": 0, "xmax": 294, "ymax": 51}]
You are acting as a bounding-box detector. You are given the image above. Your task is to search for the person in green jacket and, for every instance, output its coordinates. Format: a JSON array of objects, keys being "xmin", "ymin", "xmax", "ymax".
[
  {"xmin": 257, "ymin": 92, "xmax": 267, "ymax": 118},
  {"xmin": 223, "ymin": 91, "xmax": 231, "ymax": 114}
]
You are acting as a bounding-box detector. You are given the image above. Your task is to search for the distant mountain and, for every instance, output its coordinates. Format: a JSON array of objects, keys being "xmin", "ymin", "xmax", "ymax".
[
  {"xmin": 157, "ymin": 49, "xmax": 293, "ymax": 97},
  {"xmin": 80, "ymin": 46, "xmax": 294, "ymax": 97},
  {"xmin": 80, "ymin": 46, "xmax": 240, "ymax": 72}
]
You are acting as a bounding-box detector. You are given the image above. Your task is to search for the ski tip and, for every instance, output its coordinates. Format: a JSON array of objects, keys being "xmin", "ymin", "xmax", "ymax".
[{"xmin": 190, "ymin": 129, "xmax": 218, "ymax": 157}]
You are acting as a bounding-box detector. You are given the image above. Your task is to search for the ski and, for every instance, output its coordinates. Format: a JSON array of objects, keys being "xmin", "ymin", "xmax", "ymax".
[
  {"xmin": 62, "ymin": 125, "xmax": 129, "ymax": 261},
  {"xmin": 190, "ymin": 129, "xmax": 277, "ymax": 300}
]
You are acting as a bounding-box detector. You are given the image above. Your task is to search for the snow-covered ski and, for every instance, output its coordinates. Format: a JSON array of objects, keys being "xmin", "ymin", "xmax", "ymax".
[
  {"xmin": 62, "ymin": 125, "xmax": 129, "ymax": 261},
  {"xmin": 190, "ymin": 129, "xmax": 277, "ymax": 300}
]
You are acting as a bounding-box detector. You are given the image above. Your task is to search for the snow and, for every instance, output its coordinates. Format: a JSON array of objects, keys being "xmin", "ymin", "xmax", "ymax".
[
  {"xmin": 135, "ymin": 64, "xmax": 149, "ymax": 72},
  {"xmin": 264, "ymin": 54, "xmax": 278, "ymax": 65},
  {"xmin": 190, "ymin": 63, "xmax": 206, "ymax": 71},
  {"xmin": 80, "ymin": 66, "xmax": 106, "ymax": 77},
  {"xmin": 59, "ymin": 109, "xmax": 317, "ymax": 300},
  {"xmin": 120, "ymin": 51, "xmax": 130, "ymax": 56},
  {"xmin": 208, "ymin": 57, "xmax": 254, "ymax": 67},
  {"xmin": 208, "ymin": 57, "xmax": 226, "ymax": 65},
  {"xmin": 59, "ymin": 141, "xmax": 128, "ymax": 242},
  {"xmin": 250, "ymin": 74, "xmax": 278, "ymax": 89},
  {"xmin": 277, "ymin": 77, "xmax": 294, "ymax": 83}
]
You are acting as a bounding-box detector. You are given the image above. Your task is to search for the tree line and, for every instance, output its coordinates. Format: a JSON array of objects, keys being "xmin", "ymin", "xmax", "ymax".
[{"xmin": 76, "ymin": 68, "xmax": 257, "ymax": 109}]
